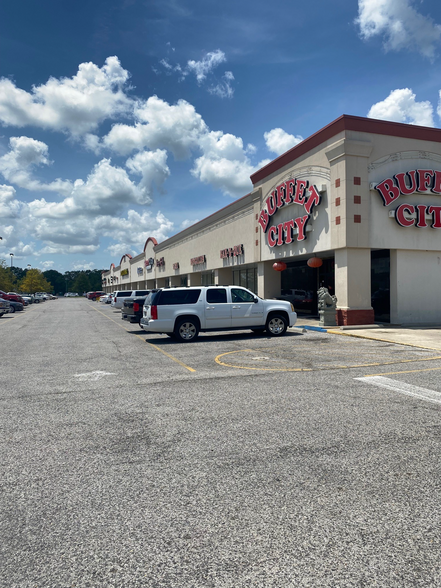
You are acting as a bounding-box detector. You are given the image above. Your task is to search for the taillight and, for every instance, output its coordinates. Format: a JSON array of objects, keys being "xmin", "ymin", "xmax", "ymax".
[
  {"xmin": 151, "ymin": 305, "xmax": 158, "ymax": 320},
  {"xmin": 133, "ymin": 302, "xmax": 139, "ymax": 312}
]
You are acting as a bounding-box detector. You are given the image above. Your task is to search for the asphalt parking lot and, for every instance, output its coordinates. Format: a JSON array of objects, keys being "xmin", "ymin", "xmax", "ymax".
[{"xmin": 1, "ymin": 298, "xmax": 441, "ymax": 587}]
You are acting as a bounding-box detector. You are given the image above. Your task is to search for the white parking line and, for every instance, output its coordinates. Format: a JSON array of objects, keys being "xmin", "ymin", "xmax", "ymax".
[{"xmin": 355, "ymin": 376, "xmax": 441, "ymax": 405}]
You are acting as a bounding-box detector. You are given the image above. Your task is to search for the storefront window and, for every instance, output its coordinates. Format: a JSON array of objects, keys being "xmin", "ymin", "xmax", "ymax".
[
  {"xmin": 180, "ymin": 275, "xmax": 188, "ymax": 287},
  {"xmin": 201, "ymin": 271, "xmax": 214, "ymax": 286},
  {"xmin": 232, "ymin": 267, "xmax": 257, "ymax": 293}
]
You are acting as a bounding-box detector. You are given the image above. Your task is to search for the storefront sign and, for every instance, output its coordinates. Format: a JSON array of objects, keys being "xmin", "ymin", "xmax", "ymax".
[
  {"xmin": 156, "ymin": 257, "xmax": 165, "ymax": 267},
  {"xmin": 121, "ymin": 269, "xmax": 129, "ymax": 276},
  {"xmin": 375, "ymin": 169, "xmax": 441, "ymax": 228},
  {"xmin": 145, "ymin": 257, "xmax": 154, "ymax": 270},
  {"xmin": 220, "ymin": 244, "xmax": 243, "ymax": 258},
  {"xmin": 137, "ymin": 267, "xmax": 143, "ymax": 276},
  {"xmin": 258, "ymin": 178, "xmax": 322, "ymax": 246},
  {"xmin": 191, "ymin": 255, "xmax": 206, "ymax": 265},
  {"xmin": 173, "ymin": 262, "xmax": 179, "ymax": 270}
]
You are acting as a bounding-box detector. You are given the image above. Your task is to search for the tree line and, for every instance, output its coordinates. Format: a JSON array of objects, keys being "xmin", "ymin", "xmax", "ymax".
[{"xmin": 0, "ymin": 262, "xmax": 105, "ymax": 295}]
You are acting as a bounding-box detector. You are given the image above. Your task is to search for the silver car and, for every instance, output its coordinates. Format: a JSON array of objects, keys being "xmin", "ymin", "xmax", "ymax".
[{"xmin": 0, "ymin": 298, "xmax": 11, "ymax": 317}]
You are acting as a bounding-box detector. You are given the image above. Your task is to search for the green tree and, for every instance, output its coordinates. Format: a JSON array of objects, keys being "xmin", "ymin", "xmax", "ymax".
[
  {"xmin": 0, "ymin": 260, "xmax": 17, "ymax": 292},
  {"xmin": 20, "ymin": 269, "xmax": 53, "ymax": 294},
  {"xmin": 43, "ymin": 269, "xmax": 65, "ymax": 294},
  {"xmin": 72, "ymin": 272, "xmax": 91, "ymax": 294}
]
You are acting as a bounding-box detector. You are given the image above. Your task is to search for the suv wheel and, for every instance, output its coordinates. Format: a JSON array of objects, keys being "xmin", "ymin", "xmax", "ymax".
[
  {"xmin": 174, "ymin": 318, "xmax": 199, "ymax": 342},
  {"xmin": 265, "ymin": 314, "xmax": 287, "ymax": 336}
]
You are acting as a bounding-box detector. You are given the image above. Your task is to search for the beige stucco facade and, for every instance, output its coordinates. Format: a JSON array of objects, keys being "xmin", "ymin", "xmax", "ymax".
[{"xmin": 102, "ymin": 115, "xmax": 441, "ymax": 326}]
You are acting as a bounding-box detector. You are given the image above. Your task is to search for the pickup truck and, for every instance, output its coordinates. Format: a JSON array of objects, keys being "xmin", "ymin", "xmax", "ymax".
[
  {"xmin": 140, "ymin": 286, "xmax": 297, "ymax": 342},
  {"xmin": 0, "ymin": 297, "xmax": 10, "ymax": 317},
  {"xmin": 122, "ymin": 295, "xmax": 149, "ymax": 325}
]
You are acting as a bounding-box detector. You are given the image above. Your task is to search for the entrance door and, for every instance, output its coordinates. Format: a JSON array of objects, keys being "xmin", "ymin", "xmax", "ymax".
[{"xmin": 371, "ymin": 250, "xmax": 390, "ymax": 323}]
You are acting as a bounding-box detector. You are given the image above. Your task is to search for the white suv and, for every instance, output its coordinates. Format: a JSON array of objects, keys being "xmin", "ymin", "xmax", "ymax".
[
  {"xmin": 140, "ymin": 286, "xmax": 297, "ymax": 342},
  {"xmin": 111, "ymin": 290, "xmax": 151, "ymax": 309}
]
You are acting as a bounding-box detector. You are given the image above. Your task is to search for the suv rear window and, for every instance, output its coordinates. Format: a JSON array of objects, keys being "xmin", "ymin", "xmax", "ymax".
[
  {"xmin": 116, "ymin": 291, "xmax": 132, "ymax": 297},
  {"xmin": 134, "ymin": 290, "xmax": 150, "ymax": 296},
  {"xmin": 157, "ymin": 289, "xmax": 201, "ymax": 305}
]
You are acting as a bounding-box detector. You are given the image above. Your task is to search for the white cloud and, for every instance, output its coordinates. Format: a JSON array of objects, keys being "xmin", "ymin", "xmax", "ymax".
[
  {"xmin": 209, "ymin": 71, "xmax": 235, "ymax": 99},
  {"xmin": 187, "ymin": 50, "xmax": 227, "ymax": 83},
  {"xmin": 356, "ymin": 0, "xmax": 441, "ymax": 58},
  {"xmin": 0, "ymin": 56, "xmax": 132, "ymax": 136},
  {"xmin": 40, "ymin": 260, "xmax": 55, "ymax": 269},
  {"xmin": 0, "ymin": 136, "xmax": 72, "ymax": 194},
  {"xmin": 104, "ymin": 96, "xmax": 207, "ymax": 158},
  {"xmin": 28, "ymin": 158, "xmax": 148, "ymax": 220},
  {"xmin": 191, "ymin": 156, "xmax": 254, "ymax": 197},
  {"xmin": 71, "ymin": 261, "xmax": 95, "ymax": 270},
  {"xmin": 264, "ymin": 128, "xmax": 304, "ymax": 156},
  {"xmin": 0, "ymin": 184, "xmax": 20, "ymax": 218},
  {"xmin": 368, "ymin": 88, "xmax": 434, "ymax": 126},
  {"xmin": 125, "ymin": 149, "xmax": 170, "ymax": 197}
]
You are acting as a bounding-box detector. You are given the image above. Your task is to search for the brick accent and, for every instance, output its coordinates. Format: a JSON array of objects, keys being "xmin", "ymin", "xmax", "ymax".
[
  {"xmin": 335, "ymin": 197, "xmax": 340, "ymax": 206},
  {"xmin": 255, "ymin": 226, "xmax": 258, "ymax": 233},
  {"xmin": 354, "ymin": 214, "xmax": 361, "ymax": 223},
  {"xmin": 354, "ymin": 195, "xmax": 361, "ymax": 204},
  {"xmin": 256, "ymin": 213, "xmax": 258, "ymax": 220},
  {"xmin": 335, "ymin": 178, "xmax": 340, "ymax": 188},
  {"xmin": 337, "ymin": 308, "xmax": 375, "ymax": 326},
  {"xmin": 255, "ymin": 239, "xmax": 258, "ymax": 246},
  {"xmin": 336, "ymin": 216, "xmax": 341, "ymax": 225},
  {"xmin": 354, "ymin": 177, "xmax": 361, "ymax": 185}
]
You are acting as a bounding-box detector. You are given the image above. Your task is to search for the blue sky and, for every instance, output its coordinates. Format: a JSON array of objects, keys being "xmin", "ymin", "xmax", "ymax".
[{"xmin": 1, "ymin": 0, "xmax": 441, "ymax": 272}]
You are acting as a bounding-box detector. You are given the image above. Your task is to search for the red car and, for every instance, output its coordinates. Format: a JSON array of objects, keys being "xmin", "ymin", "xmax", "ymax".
[
  {"xmin": 0, "ymin": 290, "xmax": 25, "ymax": 305},
  {"xmin": 86, "ymin": 291, "xmax": 106, "ymax": 301}
]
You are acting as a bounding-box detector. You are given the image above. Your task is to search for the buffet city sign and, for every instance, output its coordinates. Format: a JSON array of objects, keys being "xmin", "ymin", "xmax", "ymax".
[
  {"xmin": 375, "ymin": 169, "xmax": 441, "ymax": 228},
  {"xmin": 258, "ymin": 178, "xmax": 322, "ymax": 247}
]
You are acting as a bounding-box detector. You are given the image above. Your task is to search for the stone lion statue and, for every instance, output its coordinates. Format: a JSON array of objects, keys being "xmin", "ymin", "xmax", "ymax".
[{"xmin": 317, "ymin": 287, "xmax": 337, "ymax": 310}]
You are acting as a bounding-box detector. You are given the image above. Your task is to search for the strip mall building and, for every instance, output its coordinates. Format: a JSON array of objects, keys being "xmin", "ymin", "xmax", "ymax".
[{"xmin": 102, "ymin": 115, "xmax": 441, "ymax": 326}]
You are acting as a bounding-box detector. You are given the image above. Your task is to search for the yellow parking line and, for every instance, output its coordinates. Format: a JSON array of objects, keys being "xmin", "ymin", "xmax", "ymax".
[
  {"xmin": 88, "ymin": 303, "xmax": 196, "ymax": 373},
  {"xmin": 215, "ymin": 348, "xmax": 441, "ymax": 373}
]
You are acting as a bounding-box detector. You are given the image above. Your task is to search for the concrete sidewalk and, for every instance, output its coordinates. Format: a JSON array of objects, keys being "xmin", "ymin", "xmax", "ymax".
[{"xmin": 294, "ymin": 316, "xmax": 441, "ymax": 352}]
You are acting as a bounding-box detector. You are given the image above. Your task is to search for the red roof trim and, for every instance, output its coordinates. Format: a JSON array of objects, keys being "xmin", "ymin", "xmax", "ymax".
[
  {"xmin": 143, "ymin": 236, "xmax": 158, "ymax": 252},
  {"xmin": 250, "ymin": 115, "xmax": 441, "ymax": 185},
  {"xmin": 119, "ymin": 253, "xmax": 133, "ymax": 265}
]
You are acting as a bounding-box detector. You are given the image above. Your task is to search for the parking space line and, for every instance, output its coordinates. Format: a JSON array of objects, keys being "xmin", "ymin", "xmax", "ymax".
[
  {"xmin": 363, "ymin": 366, "xmax": 441, "ymax": 377},
  {"xmin": 215, "ymin": 348, "xmax": 441, "ymax": 373},
  {"xmin": 354, "ymin": 376, "xmax": 441, "ymax": 406},
  {"xmin": 88, "ymin": 304, "xmax": 196, "ymax": 373}
]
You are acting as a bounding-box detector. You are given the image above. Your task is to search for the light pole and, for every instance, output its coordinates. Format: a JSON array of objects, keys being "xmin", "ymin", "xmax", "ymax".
[
  {"xmin": 9, "ymin": 253, "xmax": 14, "ymax": 268},
  {"xmin": 27, "ymin": 264, "xmax": 31, "ymax": 271}
]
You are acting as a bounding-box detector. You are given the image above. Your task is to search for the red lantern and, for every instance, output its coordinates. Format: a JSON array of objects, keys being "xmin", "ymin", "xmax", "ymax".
[
  {"xmin": 273, "ymin": 261, "xmax": 287, "ymax": 271},
  {"xmin": 307, "ymin": 257, "xmax": 323, "ymax": 268}
]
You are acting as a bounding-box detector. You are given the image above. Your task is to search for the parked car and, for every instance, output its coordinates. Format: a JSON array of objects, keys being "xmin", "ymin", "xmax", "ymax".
[
  {"xmin": 111, "ymin": 290, "xmax": 151, "ymax": 309},
  {"xmin": 140, "ymin": 285, "xmax": 297, "ymax": 342},
  {"xmin": 21, "ymin": 294, "xmax": 35, "ymax": 304},
  {"xmin": 122, "ymin": 295, "xmax": 151, "ymax": 325},
  {"xmin": 34, "ymin": 294, "xmax": 46, "ymax": 302},
  {"xmin": 0, "ymin": 298, "xmax": 10, "ymax": 317},
  {"xmin": 86, "ymin": 291, "xmax": 106, "ymax": 301},
  {"xmin": 8, "ymin": 300, "xmax": 24, "ymax": 313},
  {"xmin": 64, "ymin": 292, "xmax": 79, "ymax": 297},
  {"xmin": 100, "ymin": 294, "xmax": 110, "ymax": 304},
  {"xmin": 0, "ymin": 290, "xmax": 25, "ymax": 305}
]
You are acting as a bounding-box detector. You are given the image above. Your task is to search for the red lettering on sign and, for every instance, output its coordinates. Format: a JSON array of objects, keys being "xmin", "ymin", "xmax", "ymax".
[
  {"xmin": 415, "ymin": 205, "xmax": 428, "ymax": 228},
  {"xmin": 294, "ymin": 215, "xmax": 309, "ymax": 241},
  {"xmin": 432, "ymin": 171, "xmax": 441, "ymax": 194},
  {"xmin": 394, "ymin": 171, "xmax": 417, "ymax": 196},
  {"xmin": 293, "ymin": 179, "xmax": 307, "ymax": 205},
  {"xmin": 395, "ymin": 204, "xmax": 415, "ymax": 227},
  {"xmin": 268, "ymin": 226, "xmax": 277, "ymax": 247},
  {"xmin": 266, "ymin": 193, "xmax": 277, "ymax": 216},
  {"xmin": 258, "ymin": 209, "xmax": 269, "ymax": 233},
  {"xmin": 283, "ymin": 219, "xmax": 295, "ymax": 244},
  {"xmin": 428, "ymin": 205, "xmax": 441, "ymax": 228},
  {"xmin": 284, "ymin": 179, "xmax": 295, "ymax": 204},
  {"xmin": 304, "ymin": 184, "xmax": 321, "ymax": 214},
  {"xmin": 417, "ymin": 169, "xmax": 434, "ymax": 192},
  {"xmin": 376, "ymin": 178, "xmax": 400, "ymax": 206},
  {"xmin": 275, "ymin": 184, "xmax": 285, "ymax": 209}
]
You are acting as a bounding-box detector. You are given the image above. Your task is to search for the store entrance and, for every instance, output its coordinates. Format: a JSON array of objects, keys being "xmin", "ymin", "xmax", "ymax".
[
  {"xmin": 281, "ymin": 258, "xmax": 335, "ymax": 316},
  {"xmin": 371, "ymin": 250, "xmax": 390, "ymax": 323}
]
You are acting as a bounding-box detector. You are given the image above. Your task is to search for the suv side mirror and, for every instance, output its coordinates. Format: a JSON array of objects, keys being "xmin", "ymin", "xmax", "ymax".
[{"xmin": 254, "ymin": 297, "xmax": 258, "ymax": 303}]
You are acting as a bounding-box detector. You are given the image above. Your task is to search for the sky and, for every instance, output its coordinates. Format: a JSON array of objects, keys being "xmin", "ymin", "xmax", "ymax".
[{"xmin": 1, "ymin": 0, "xmax": 441, "ymax": 273}]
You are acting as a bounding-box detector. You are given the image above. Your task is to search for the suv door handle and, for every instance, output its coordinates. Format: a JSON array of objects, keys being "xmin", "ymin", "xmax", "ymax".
[
  {"xmin": 232, "ymin": 305, "xmax": 241, "ymax": 309},
  {"xmin": 206, "ymin": 306, "xmax": 215, "ymax": 309}
]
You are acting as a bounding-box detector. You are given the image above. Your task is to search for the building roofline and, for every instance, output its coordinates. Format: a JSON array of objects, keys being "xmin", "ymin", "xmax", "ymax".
[{"xmin": 250, "ymin": 115, "xmax": 441, "ymax": 185}]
